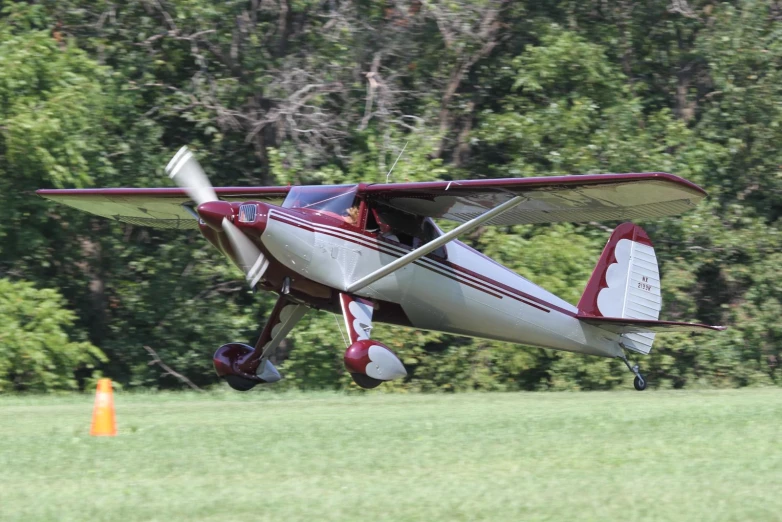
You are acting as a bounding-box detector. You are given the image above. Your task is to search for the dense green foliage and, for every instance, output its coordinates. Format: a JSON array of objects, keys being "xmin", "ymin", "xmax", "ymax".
[
  {"xmin": 0, "ymin": 279, "xmax": 104, "ymax": 391},
  {"xmin": 0, "ymin": 1, "xmax": 779, "ymax": 390}
]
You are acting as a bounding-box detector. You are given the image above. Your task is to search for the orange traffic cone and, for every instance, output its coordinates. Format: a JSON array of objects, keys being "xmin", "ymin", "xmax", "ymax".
[{"xmin": 90, "ymin": 378, "xmax": 117, "ymax": 436}]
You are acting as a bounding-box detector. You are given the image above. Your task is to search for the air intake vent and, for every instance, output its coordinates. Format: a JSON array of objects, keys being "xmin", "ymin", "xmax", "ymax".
[{"xmin": 238, "ymin": 204, "xmax": 257, "ymax": 223}]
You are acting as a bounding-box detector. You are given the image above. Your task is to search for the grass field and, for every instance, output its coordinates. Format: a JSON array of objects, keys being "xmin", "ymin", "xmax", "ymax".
[{"xmin": 0, "ymin": 389, "xmax": 780, "ymax": 521}]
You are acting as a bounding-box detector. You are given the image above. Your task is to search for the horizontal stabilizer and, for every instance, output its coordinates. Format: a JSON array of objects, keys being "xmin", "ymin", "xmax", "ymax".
[{"xmin": 579, "ymin": 316, "xmax": 726, "ymax": 334}]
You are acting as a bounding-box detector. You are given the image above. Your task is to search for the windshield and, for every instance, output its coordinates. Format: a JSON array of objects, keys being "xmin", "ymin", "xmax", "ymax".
[{"xmin": 282, "ymin": 185, "xmax": 358, "ymax": 217}]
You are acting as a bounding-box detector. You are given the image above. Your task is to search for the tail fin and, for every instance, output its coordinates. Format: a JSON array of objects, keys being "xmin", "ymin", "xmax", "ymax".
[{"xmin": 578, "ymin": 223, "xmax": 661, "ymax": 354}]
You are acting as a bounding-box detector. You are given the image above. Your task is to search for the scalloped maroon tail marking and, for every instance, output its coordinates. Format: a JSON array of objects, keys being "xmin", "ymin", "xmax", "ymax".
[{"xmin": 577, "ymin": 222, "xmax": 653, "ymax": 317}]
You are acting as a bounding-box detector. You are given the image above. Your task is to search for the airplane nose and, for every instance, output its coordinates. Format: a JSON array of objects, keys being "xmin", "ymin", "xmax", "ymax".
[{"xmin": 197, "ymin": 201, "xmax": 234, "ymax": 230}]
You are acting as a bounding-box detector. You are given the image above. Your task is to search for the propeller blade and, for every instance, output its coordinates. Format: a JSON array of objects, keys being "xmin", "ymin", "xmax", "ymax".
[
  {"xmin": 222, "ymin": 218, "xmax": 269, "ymax": 288},
  {"xmin": 165, "ymin": 146, "xmax": 218, "ymax": 206}
]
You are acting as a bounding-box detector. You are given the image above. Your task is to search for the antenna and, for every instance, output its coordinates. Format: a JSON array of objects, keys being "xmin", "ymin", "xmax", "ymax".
[{"xmin": 385, "ymin": 141, "xmax": 408, "ymax": 184}]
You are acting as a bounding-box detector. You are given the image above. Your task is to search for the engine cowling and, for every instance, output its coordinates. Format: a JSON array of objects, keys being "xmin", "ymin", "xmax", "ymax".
[{"xmin": 344, "ymin": 340, "xmax": 407, "ymax": 389}]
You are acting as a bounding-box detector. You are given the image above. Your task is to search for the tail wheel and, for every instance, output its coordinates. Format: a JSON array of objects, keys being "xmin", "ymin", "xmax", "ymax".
[
  {"xmin": 223, "ymin": 374, "xmax": 258, "ymax": 392},
  {"xmin": 351, "ymin": 373, "xmax": 383, "ymax": 389}
]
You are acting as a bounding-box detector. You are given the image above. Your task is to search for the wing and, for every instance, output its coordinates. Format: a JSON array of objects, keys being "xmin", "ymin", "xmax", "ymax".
[
  {"xmin": 36, "ymin": 187, "xmax": 290, "ymax": 230},
  {"xmin": 360, "ymin": 173, "xmax": 706, "ymax": 225}
]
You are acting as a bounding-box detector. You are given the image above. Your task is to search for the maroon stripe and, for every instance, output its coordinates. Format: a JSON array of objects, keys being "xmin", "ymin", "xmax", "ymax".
[
  {"xmin": 436, "ymin": 257, "xmax": 571, "ymax": 316},
  {"xmin": 271, "ymin": 213, "xmax": 411, "ymax": 255},
  {"xmin": 271, "ymin": 213, "xmax": 549, "ymax": 310},
  {"xmin": 271, "ymin": 214, "xmax": 400, "ymax": 256},
  {"xmin": 415, "ymin": 263, "xmax": 504, "ymax": 298},
  {"xmin": 271, "ymin": 214, "xmax": 505, "ymax": 300},
  {"xmin": 270, "ymin": 213, "xmax": 552, "ymax": 311},
  {"xmin": 502, "ymin": 293, "xmax": 550, "ymax": 313},
  {"xmin": 271, "ymin": 215, "xmax": 399, "ymax": 257},
  {"xmin": 271, "ymin": 214, "xmax": 401, "ymax": 257},
  {"xmin": 414, "ymin": 256, "xmax": 551, "ymax": 313},
  {"xmin": 271, "ymin": 215, "xmax": 504, "ymax": 299}
]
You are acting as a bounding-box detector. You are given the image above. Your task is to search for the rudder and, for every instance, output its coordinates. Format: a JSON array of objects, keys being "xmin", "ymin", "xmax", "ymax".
[{"xmin": 578, "ymin": 223, "xmax": 661, "ymax": 354}]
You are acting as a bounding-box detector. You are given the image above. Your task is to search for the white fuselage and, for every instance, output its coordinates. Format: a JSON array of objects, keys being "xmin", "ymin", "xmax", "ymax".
[{"xmin": 262, "ymin": 208, "xmax": 623, "ymax": 358}]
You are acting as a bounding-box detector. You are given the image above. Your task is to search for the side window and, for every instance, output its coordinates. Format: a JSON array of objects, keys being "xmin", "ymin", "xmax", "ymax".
[
  {"xmin": 365, "ymin": 206, "xmax": 381, "ymax": 233},
  {"xmin": 419, "ymin": 219, "xmax": 447, "ymax": 259},
  {"xmin": 372, "ymin": 206, "xmax": 419, "ymax": 247},
  {"xmin": 370, "ymin": 206, "xmax": 447, "ymax": 259}
]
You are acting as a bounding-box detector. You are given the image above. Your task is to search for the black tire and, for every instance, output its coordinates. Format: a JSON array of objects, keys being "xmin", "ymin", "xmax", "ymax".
[
  {"xmin": 351, "ymin": 373, "xmax": 383, "ymax": 389},
  {"xmin": 223, "ymin": 374, "xmax": 257, "ymax": 391},
  {"xmin": 633, "ymin": 375, "xmax": 647, "ymax": 391}
]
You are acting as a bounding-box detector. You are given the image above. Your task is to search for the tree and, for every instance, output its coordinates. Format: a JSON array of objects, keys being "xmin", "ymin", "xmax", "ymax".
[{"xmin": 0, "ymin": 278, "xmax": 104, "ymax": 391}]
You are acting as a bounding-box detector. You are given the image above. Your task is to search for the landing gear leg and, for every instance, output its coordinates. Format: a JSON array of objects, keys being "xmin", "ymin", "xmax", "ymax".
[{"xmin": 620, "ymin": 355, "xmax": 647, "ymax": 391}]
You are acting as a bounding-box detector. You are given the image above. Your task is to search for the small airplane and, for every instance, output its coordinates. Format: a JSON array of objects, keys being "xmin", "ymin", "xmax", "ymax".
[{"xmin": 38, "ymin": 147, "xmax": 725, "ymax": 391}]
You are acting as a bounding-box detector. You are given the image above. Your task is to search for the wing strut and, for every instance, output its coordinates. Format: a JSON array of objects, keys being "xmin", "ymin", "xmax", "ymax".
[{"xmin": 346, "ymin": 195, "xmax": 525, "ymax": 293}]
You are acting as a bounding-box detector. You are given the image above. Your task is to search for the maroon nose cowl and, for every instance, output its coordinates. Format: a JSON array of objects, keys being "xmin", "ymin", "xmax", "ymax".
[{"xmin": 197, "ymin": 201, "xmax": 234, "ymax": 230}]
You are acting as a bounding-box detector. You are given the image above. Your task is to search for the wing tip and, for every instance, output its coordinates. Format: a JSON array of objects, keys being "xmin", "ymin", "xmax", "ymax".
[
  {"xmin": 36, "ymin": 188, "xmax": 61, "ymax": 200},
  {"xmin": 645, "ymin": 172, "xmax": 708, "ymax": 197}
]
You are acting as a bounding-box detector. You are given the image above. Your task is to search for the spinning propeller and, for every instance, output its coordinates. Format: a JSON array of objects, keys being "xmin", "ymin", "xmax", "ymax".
[{"xmin": 165, "ymin": 146, "xmax": 269, "ymax": 288}]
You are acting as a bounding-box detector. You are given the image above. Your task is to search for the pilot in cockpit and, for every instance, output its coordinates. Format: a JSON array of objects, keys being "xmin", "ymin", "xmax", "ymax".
[
  {"xmin": 368, "ymin": 206, "xmax": 446, "ymax": 258},
  {"xmin": 344, "ymin": 206, "xmax": 360, "ymax": 226}
]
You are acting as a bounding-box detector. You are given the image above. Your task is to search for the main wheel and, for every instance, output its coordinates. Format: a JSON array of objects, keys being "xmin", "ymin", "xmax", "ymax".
[
  {"xmin": 633, "ymin": 375, "xmax": 647, "ymax": 391},
  {"xmin": 223, "ymin": 374, "xmax": 258, "ymax": 392},
  {"xmin": 351, "ymin": 373, "xmax": 383, "ymax": 389}
]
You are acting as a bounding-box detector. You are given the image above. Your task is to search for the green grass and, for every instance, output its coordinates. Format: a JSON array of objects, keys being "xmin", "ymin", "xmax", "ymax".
[{"xmin": 0, "ymin": 390, "xmax": 780, "ymax": 521}]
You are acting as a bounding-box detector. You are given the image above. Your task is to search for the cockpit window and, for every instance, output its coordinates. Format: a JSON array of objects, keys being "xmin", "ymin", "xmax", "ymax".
[
  {"xmin": 282, "ymin": 185, "xmax": 358, "ymax": 219},
  {"xmin": 371, "ymin": 204, "xmax": 447, "ymax": 259},
  {"xmin": 420, "ymin": 218, "xmax": 447, "ymax": 258}
]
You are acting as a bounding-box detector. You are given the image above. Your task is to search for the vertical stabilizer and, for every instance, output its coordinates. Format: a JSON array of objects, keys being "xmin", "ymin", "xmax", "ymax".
[{"xmin": 578, "ymin": 223, "xmax": 661, "ymax": 354}]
